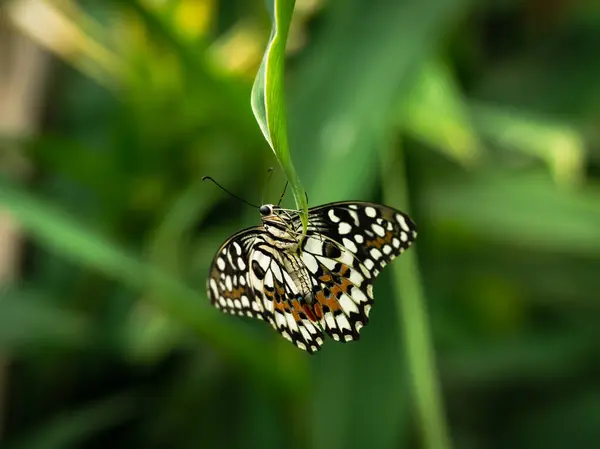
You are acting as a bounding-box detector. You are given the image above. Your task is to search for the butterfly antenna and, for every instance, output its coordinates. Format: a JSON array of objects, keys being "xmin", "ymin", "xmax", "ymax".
[
  {"xmin": 261, "ymin": 167, "xmax": 274, "ymax": 205},
  {"xmin": 277, "ymin": 181, "xmax": 289, "ymax": 206},
  {"xmin": 202, "ymin": 176, "xmax": 260, "ymax": 208}
]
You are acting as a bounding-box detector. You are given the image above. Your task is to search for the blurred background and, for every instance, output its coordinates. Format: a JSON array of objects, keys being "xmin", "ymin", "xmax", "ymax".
[{"xmin": 2, "ymin": 0, "xmax": 600, "ymax": 448}]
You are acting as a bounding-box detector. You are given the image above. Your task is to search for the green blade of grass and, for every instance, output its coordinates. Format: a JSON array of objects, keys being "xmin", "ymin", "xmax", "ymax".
[
  {"xmin": 7, "ymin": 393, "xmax": 136, "ymax": 449},
  {"xmin": 0, "ymin": 288, "xmax": 88, "ymax": 351},
  {"xmin": 0, "ymin": 179, "xmax": 309, "ymax": 397},
  {"xmin": 382, "ymin": 143, "xmax": 453, "ymax": 449},
  {"xmin": 251, "ymin": 0, "xmax": 308, "ymax": 231}
]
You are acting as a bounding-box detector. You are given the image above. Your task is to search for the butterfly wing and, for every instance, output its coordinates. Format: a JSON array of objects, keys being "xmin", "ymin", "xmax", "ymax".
[
  {"xmin": 247, "ymin": 243, "xmax": 325, "ymax": 353},
  {"xmin": 206, "ymin": 227, "xmax": 266, "ymax": 319},
  {"xmin": 298, "ymin": 202, "xmax": 417, "ymax": 342}
]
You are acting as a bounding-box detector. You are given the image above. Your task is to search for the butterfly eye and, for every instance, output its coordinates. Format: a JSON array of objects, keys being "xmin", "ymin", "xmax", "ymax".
[{"xmin": 259, "ymin": 205, "xmax": 272, "ymax": 216}]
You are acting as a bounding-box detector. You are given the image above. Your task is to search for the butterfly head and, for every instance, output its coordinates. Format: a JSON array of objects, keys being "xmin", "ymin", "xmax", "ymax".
[{"xmin": 259, "ymin": 204, "xmax": 298, "ymax": 249}]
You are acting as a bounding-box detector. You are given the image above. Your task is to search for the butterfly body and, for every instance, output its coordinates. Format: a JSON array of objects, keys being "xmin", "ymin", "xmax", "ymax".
[{"xmin": 207, "ymin": 201, "xmax": 417, "ymax": 353}]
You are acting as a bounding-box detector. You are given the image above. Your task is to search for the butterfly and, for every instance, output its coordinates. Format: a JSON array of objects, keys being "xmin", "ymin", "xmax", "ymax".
[{"xmin": 207, "ymin": 201, "xmax": 417, "ymax": 353}]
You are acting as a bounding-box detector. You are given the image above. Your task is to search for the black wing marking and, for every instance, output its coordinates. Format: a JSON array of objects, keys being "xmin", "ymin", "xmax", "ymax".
[
  {"xmin": 303, "ymin": 201, "xmax": 417, "ymax": 276},
  {"xmin": 207, "ymin": 227, "xmax": 265, "ymax": 319},
  {"xmin": 248, "ymin": 243, "xmax": 325, "ymax": 353}
]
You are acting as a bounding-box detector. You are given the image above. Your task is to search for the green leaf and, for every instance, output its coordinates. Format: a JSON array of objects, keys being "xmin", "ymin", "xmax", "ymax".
[
  {"xmin": 251, "ymin": 0, "xmax": 308, "ymax": 231},
  {"xmin": 424, "ymin": 170, "xmax": 600, "ymax": 256},
  {"xmin": 470, "ymin": 102, "xmax": 586, "ymax": 186},
  {"xmin": 402, "ymin": 58, "xmax": 482, "ymax": 166},
  {"xmin": 290, "ymin": 0, "xmax": 468, "ymax": 201}
]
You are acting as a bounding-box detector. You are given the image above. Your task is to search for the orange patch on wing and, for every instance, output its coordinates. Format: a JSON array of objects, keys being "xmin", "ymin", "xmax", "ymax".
[
  {"xmin": 364, "ymin": 230, "xmax": 394, "ymax": 249},
  {"xmin": 212, "ymin": 269, "xmax": 247, "ymax": 299},
  {"xmin": 272, "ymin": 297, "xmax": 304, "ymax": 323},
  {"xmin": 309, "ymin": 263, "xmax": 355, "ymax": 320}
]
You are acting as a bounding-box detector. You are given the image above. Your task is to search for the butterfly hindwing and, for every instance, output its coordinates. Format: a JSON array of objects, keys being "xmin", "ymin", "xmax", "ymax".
[
  {"xmin": 301, "ymin": 234, "xmax": 374, "ymax": 342},
  {"xmin": 248, "ymin": 244, "xmax": 325, "ymax": 353}
]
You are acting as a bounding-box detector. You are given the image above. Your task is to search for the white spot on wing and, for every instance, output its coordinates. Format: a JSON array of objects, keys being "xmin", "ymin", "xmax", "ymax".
[
  {"xmin": 365, "ymin": 207, "xmax": 377, "ymax": 218},
  {"xmin": 400, "ymin": 231, "xmax": 408, "ymax": 242},
  {"xmin": 297, "ymin": 341, "xmax": 307, "ymax": 351},
  {"xmin": 265, "ymin": 300, "xmax": 274, "ymax": 314},
  {"xmin": 348, "ymin": 210, "xmax": 360, "ymax": 226},
  {"xmin": 225, "ymin": 276, "xmax": 233, "ymax": 291},
  {"xmin": 286, "ymin": 313, "xmax": 298, "ymax": 331},
  {"xmin": 302, "ymin": 252, "xmax": 319, "ymax": 274},
  {"xmin": 396, "ymin": 214, "xmax": 410, "ymax": 231},
  {"xmin": 271, "ymin": 262, "xmax": 283, "ymax": 283},
  {"xmin": 325, "ymin": 313, "xmax": 336, "ymax": 330},
  {"xmin": 328, "ymin": 209, "xmax": 340, "ymax": 223},
  {"xmin": 392, "ymin": 238, "xmax": 400, "ymax": 248},
  {"xmin": 339, "ymin": 249, "xmax": 355, "ymax": 266},
  {"xmin": 316, "ymin": 255, "xmax": 337, "ymax": 270},
  {"xmin": 383, "ymin": 245, "xmax": 392, "ymax": 255},
  {"xmin": 349, "ymin": 269, "xmax": 364, "ymax": 286},
  {"xmin": 339, "ymin": 294, "xmax": 359, "ymax": 314},
  {"xmin": 353, "ymin": 288, "xmax": 368, "ymax": 303},
  {"xmin": 338, "ymin": 222, "xmax": 352, "ymax": 235},
  {"xmin": 344, "ymin": 334, "xmax": 353, "ymax": 342},
  {"xmin": 354, "ymin": 234, "xmax": 364, "ymax": 244},
  {"xmin": 336, "ymin": 314, "xmax": 351, "ymax": 331},
  {"xmin": 237, "ymin": 257, "xmax": 246, "ymax": 270},
  {"xmin": 370, "ymin": 248, "xmax": 383, "ymax": 260},
  {"xmin": 241, "ymin": 296, "xmax": 250, "ymax": 308},
  {"xmin": 281, "ymin": 330, "xmax": 292, "ymax": 342},
  {"xmin": 209, "ymin": 279, "xmax": 218, "ymax": 297},
  {"xmin": 365, "ymin": 304, "xmax": 372, "ymax": 317},
  {"xmin": 276, "ymin": 312, "xmax": 286, "ymax": 328},
  {"xmin": 216, "ymin": 258, "xmax": 226, "ymax": 271},
  {"xmin": 342, "ymin": 238, "xmax": 358, "ymax": 253},
  {"xmin": 372, "ymin": 224, "xmax": 385, "ymax": 237},
  {"xmin": 254, "ymin": 251, "xmax": 271, "ymax": 271},
  {"xmin": 264, "ymin": 269, "xmax": 274, "ymax": 288},
  {"xmin": 364, "ymin": 259, "xmax": 375, "ymax": 270},
  {"xmin": 300, "ymin": 327, "xmax": 311, "ymax": 342},
  {"xmin": 233, "ymin": 241, "xmax": 242, "ymax": 255},
  {"xmin": 304, "ymin": 237, "xmax": 324, "ymax": 255}
]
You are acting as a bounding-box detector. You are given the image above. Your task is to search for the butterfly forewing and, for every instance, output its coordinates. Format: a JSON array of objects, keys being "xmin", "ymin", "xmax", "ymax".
[
  {"xmin": 207, "ymin": 228, "xmax": 265, "ymax": 319},
  {"xmin": 302, "ymin": 202, "xmax": 417, "ymax": 275},
  {"xmin": 296, "ymin": 203, "xmax": 416, "ymax": 343},
  {"xmin": 207, "ymin": 201, "xmax": 417, "ymax": 353}
]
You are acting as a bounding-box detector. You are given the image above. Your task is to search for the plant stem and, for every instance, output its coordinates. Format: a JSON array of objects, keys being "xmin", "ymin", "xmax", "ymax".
[{"xmin": 382, "ymin": 143, "xmax": 452, "ymax": 449}]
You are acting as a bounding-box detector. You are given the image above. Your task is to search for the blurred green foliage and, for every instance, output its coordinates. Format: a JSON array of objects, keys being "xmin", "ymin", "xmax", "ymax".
[{"xmin": 1, "ymin": 0, "xmax": 600, "ymax": 449}]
